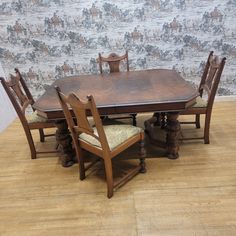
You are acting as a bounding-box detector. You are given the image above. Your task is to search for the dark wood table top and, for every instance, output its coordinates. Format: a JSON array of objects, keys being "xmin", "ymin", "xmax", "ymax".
[{"xmin": 33, "ymin": 69, "xmax": 198, "ymax": 119}]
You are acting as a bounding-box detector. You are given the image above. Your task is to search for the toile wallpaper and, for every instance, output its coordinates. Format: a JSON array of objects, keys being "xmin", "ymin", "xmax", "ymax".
[{"xmin": 0, "ymin": 0, "xmax": 236, "ymax": 98}]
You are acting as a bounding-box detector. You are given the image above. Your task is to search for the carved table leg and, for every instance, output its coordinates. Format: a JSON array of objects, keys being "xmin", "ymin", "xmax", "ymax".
[
  {"xmin": 152, "ymin": 112, "xmax": 161, "ymax": 126},
  {"xmin": 55, "ymin": 120, "xmax": 75, "ymax": 167},
  {"xmin": 144, "ymin": 115, "xmax": 158, "ymax": 139},
  {"xmin": 165, "ymin": 112, "xmax": 181, "ymax": 159},
  {"xmin": 161, "ymin": 112, "xmax": 167, "ymax": 129},
  {"xmin": 144, "ymin": 115, "xmax": 166, "ymax": 149},
  {"xmin": 151, "ymin": 112, "xmax": 166, "ymax": 128}
]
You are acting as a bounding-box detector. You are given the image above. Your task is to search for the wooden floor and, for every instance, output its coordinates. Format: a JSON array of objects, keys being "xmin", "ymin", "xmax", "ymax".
[{"xmin": 0, "ymin": 101, "xmax": 236, "ymax": 236}]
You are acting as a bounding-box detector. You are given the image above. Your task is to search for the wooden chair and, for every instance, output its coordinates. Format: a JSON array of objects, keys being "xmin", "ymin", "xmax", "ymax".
[
  {"xmin": 180, "ymin": 51, "xmax": 226, "ymax": 144},
  {"xmin": 98, "ymin": 50, "xmax": 129, "ymax": 74},
  {"xmin": 0, "ymin": 68, "xmax": 57, "ymax": 159},
  {"xmin": 55, "ymin": 86, "xmax": 146, "ymax": 198},
  {"xmin": 98, "ymin": 50, "xmax": 137, "ymax": 126}
]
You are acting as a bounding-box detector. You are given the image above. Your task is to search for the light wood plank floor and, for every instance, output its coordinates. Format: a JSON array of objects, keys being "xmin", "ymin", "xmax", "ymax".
[{"xmin": 0, "ymin": 101, "xmax": 236, "ymax": 236}]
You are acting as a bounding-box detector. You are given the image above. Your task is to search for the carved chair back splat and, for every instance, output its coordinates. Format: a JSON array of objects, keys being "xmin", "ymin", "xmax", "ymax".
[
  {"xmin": 98, "ymin": 50, "xmax": 129, "ymax": 74},
  {"xmin": 97, "ymin": 50, "xmax": 137, "ymax": 126}
]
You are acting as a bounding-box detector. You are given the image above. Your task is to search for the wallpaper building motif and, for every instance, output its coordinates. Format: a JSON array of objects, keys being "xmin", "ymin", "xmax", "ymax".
[{"xmin": 0, "ymin": 0, "xmax": 236, "ymax": 98}]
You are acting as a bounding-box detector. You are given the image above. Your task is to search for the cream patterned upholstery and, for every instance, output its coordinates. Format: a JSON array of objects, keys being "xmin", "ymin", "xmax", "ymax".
[
  {"xmin": 79, "ymin": 124, "xmax": 143, "ymax": 151},
  {"xmin": 192, "ymin": 96, "xmax": 207, "ymax": 108},
  {"xmin": 27, "ymin": 111, "xmax": 49, "ymax": 123}
]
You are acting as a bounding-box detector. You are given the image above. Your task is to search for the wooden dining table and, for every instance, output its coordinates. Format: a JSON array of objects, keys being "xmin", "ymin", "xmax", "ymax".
[{"xmin": 33, "ymin": 69, "xmax": 198, "ymax": 167}]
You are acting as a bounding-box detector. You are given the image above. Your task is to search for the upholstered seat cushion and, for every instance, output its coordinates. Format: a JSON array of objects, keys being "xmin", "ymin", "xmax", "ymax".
[
  {"xmin": 191, "ymin": 96, "xmax": 207, "ymax": 108},
  {"xmin": 79, "ymin": 124, "xmax": 143, "ymax": 151},
  {"xmin": 27, "ymin": 111, "xmax": 49, "ymax": 123}
]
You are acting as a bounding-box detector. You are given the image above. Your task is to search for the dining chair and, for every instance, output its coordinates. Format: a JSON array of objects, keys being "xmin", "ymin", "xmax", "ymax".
[
  {"xmin": 0, "ymin": 68, "xmax": 57, "ymax": 159},
  {"xmin": 97, "ymin": 50, "xmax": 137, "ymax": 126},
  {"xmin": 55, "ymin": 86, "xmax": 146, "ymax": 198},
  {"xmin": 180, "ymin": 51, "xmax": 226, "ymax": 144},
  {"xmin": 98, "ymin": 50, "xmax": 129, "ymax": 74}
]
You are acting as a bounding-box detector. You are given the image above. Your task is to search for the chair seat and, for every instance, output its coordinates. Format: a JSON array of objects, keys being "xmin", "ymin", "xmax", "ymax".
[
  {"xmin": 27, "ymin": 111, "xmax": 50, "ymax": 123},
  {"xmin": 79, "ymin": 124, "xmax": 142, "ymax": 151},
  {"xmin": 191, "ymin": 96, "xmax": 207, "ymax": 108}
]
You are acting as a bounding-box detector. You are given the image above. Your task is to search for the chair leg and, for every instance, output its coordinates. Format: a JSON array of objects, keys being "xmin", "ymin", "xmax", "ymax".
[
  {"xmin": 195, "ymin": 114, "xmax": 200, "ymax": 129},
  {"xmin": 104, "ymin": 157, "xmax": 114, "ymax": 198},
  {"xmin": 77, "ymin": 147, "xmax": 86, "ymax": 180},
  {"xmin": 39, "ymin": 128, "xmax": 45, "ymax": 142},
  {"xmin": 132, "ymin": 114, "xmax": 137, "ymax": 126},
  {"xmin": 139, "ymin": 132, "xmax": 146, "ymax": 173},
  {"xmin": 30, "ymin": 143, "xmax": 37, "ymax": 159},
  {"xmin": 204, "ymin": 113, "xmax": 211, "ymax": 144},
  {"xmin": 24, "ymin": 128, "xmax": 37, "ymax": 159}
]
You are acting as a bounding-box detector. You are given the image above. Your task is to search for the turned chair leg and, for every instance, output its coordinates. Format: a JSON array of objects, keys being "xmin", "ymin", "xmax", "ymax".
[
  {"xmin": 139, "ymin": 132, "xmax": 146, "ymax": 173},
  {"xmin": 132, "ymin": 114, "xmax": 137, "ymax": 126}
]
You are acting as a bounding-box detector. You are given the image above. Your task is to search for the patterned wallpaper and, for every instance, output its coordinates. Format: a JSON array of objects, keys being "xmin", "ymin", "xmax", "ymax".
[{"xmin": 0, "ymin": 0, "xmax": 236, "ymax": 98}]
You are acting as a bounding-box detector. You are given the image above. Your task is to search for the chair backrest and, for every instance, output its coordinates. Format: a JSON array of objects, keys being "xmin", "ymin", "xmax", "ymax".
[
  {"xmin": 98, "ymin": 50, "xmax": 129, "ymax": 74},
  {"xmin": 55, "ymin": 86, "xmax": 110, "ymax": 152},
  {"xmin": 198, "ymin": 51, "xmax": 226, "ymax": 109},
  {"xmin": 0, "ymin": 69, "xmax": 34, "ymax": 124}
]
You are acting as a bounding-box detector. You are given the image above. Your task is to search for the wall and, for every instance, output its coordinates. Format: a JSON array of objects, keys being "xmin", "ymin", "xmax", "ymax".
[
  {"xmin": 0, "ymin": 63, "xmax": 16, "ymax": 132},
  {"xmin": 0, "ymin": 0, "xmax": 236, "ymax": 99}
]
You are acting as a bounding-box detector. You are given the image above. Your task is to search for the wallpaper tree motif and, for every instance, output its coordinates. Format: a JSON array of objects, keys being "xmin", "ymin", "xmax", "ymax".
[{"xmin": 0, "ymin": 0, "xmax": 235, "ymax": 97}]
